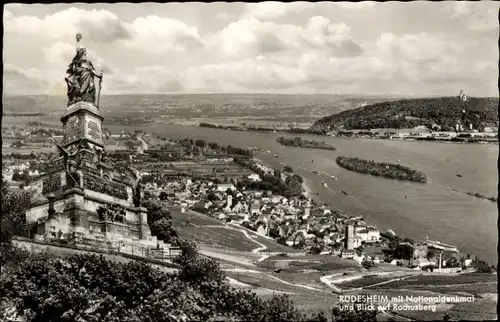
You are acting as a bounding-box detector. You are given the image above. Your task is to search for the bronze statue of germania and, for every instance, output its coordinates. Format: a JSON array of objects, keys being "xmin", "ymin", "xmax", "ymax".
[{"xmin": 65, "ymin": 33, "xmax": 103, "ymax": 107}]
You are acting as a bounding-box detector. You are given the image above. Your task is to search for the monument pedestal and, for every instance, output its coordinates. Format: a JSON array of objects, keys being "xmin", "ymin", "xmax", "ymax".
[
  {"xmin": 25, "ymin": 95, "xmax": 164, "ymax": 254},
  {"xmin": 26, "ymin": 187, "xmax": 162, "ymax": 251}
]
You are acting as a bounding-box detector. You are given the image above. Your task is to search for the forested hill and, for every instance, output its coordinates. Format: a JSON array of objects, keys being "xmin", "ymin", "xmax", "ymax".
[{"xmin": 308, "ymin": 96, "xmax": 499, "ymax": 133}]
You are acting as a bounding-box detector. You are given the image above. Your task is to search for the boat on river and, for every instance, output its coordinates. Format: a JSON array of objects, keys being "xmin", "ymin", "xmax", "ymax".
[{"xmin": 426, "ymin": 239, "xmax": 459, "ymax": 252}]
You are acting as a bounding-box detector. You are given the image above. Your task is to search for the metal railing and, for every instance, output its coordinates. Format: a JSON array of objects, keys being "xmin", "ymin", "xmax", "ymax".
[{"xmin": 15, "ymin": 234, "xmax": 180, "ymax": 261}]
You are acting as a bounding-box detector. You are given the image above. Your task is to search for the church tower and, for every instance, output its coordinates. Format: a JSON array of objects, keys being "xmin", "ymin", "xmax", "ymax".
[{"xmin": 24, "ymin": 34, "xmax": 165, "ymax": 253}]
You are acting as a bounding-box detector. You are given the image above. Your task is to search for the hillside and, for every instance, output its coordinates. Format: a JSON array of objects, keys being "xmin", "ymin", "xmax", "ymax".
[
  {"xmin": 309, "ymin": 96, "xmax": 499, "ymax": 133},
  {"xmin": 170, "ymin": 207, "xmax": 301, "ymax": 254}
]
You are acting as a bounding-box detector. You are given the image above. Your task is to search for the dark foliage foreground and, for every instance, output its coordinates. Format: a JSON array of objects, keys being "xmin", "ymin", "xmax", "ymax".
[
  {"xmin": 0, "ymin": 240, "xmax": 379, "ymax": 322},
  {"xmin": 0, "ymin": 178, "xmax": 377, "ymax": 321}
]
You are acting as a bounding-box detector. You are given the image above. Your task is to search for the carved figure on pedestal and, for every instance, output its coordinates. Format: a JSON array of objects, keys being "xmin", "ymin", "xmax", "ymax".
[
  {"xmin": 56, "ymin": 145, "xmax": 81, "ymax": 188},
  {"xmin": 94, "ymin": 148, "xmax": 111, "ymax": 171},
  {"xmin": 65, "ymin": 34, "xmax": 103, "ymax": 107},
  {"xmin": 124, "ymin": 155, "xmax": 143, "ymax": 207},
  {"xmin": 97, "ymin": 204, "xmax": 126, "ymax": 223}
]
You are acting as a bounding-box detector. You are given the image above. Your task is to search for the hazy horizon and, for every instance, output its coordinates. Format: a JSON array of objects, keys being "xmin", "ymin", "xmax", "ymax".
[
  {"xmin": 4, "ymin": 2, "xmax": 499, "ymax": 97},
  {"xmin": 3, "ymin": 92, "xmax": 496, "ymax": 99}
]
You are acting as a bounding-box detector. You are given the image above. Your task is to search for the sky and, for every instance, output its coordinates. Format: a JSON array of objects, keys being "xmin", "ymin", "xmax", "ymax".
[{"xmin": 3, "ymin": 2, "xmax": 499, "ymax": 97}]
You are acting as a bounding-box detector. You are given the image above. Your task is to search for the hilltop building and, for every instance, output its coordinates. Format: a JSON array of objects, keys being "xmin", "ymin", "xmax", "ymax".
[
  {"xmin": 458, "ymin": 90, "xmax": 468, "ymax": 102},
  {"xmin": 22, "ymin": 34, "xmax": 166, "ymax": 254}
]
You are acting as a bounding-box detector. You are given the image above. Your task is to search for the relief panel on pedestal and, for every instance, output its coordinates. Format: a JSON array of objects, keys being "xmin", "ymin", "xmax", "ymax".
[
  {"xmin": 84, "ymin": 114, "xmax": 103, "ymax": 144},
  {"xmin": 64, "ymin": 114, "xmax": 83, "ymax": 144}
]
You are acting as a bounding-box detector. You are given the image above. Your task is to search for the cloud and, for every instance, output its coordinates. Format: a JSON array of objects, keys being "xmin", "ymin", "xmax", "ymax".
[
  {"xmin": 447, "ymin": 1, "xmax": 499, "ymax": 32},
  {"xmin": 375, "ymin": 33, "xmax": 466, "ymax": 61},
  {"xmin": 245, "ymin": 2, "xmax": 315, "ymax": 20},
  {"xmin": 106, "ymin": 66, "xmax": 185, "ymax": 94},
  {"xmin": 4, "ymin": 8, "xmax": 131, "ymax": 43},
  {"xmin": 4, "ymin": 9, "xmax": 13, "ymax": 20},
  {"xmin": 43, "ymin": 42, "xmax": 115, "ymax": 76},
  {"xmin": 216, "ymin": 16, "xmax": 363, "ymax": 58},
  {"xmin": 3, "ymin": 8, "xmax": 205, "ymax": 94},
  {"xmin": 216, "ymin": 12, "xmax": 234, "ymax": 20},
  {"xmin": 4, "ymin": 63, "xmax": 43, "ymax": 80},
  {"xmin": 335, "ymin": 2, "xmax": 376, "ymax": 9},
  {"xmin": 3, "ymin": 64, "xmax": 52, "ymax": 94},
  {"xmin": 124, "ymin": 15, "xmax": 206, "ymax": 53},
  {"xmin": 3, "ymin": 4, "xmax": 498, "ymax": 96},
  {"xmin": 4, "ymin": 8, "xmax": 204, "ymax": 54},
  {"xmin": 5, "ymin": 3, "xmax": 23, "ymax": 9},
  {"xmin": 43, "ymin": 42, "xmax": 75, "ymax": 65},
  {"xmin": 184, "ymin": 31, "xmax": 496, "ymax": 95}
]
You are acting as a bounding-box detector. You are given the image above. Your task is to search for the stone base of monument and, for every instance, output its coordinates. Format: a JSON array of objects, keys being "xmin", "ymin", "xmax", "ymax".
[{"xmin": 25, "ymin": 187, "xmax": 172, "ymax": 258}]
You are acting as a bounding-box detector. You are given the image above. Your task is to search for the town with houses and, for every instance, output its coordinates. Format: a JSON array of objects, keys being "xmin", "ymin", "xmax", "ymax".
[{"xmin": 3, "ymin": 122, "xmax": 476, "ymax": 274}]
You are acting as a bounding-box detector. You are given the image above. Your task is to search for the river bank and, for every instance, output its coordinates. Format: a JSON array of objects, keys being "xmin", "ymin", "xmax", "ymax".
[
  {"xmin": 196, "ymin": 123, "xmax": 498, "ymax": 145},
  {"xmin": 104, "ymin": 123, "xmax": 498, "ymax": 264}
]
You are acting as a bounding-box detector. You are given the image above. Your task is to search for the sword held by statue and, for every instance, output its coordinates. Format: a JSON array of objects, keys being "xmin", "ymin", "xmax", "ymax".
[{"xmin": 96, "ymin": 69, "xmax": 103, "ymax": 108}]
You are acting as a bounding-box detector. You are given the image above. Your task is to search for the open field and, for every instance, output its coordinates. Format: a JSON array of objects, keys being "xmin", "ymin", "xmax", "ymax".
[
  {"xmin": 171, "ymin": 208, "xmax": 259, "ymax": 251},
  {"xmin": 371, "ymin": 273, "xmax": 497, "ymax": 289},
  {"xmin": 175, "ymin": 224, "xmax": 258, "ymax": 252},
  {"xmin": 267, "ymin": 271, "xmax": 327, "ymax": 289},
  {"xmin": 391, "ymin": 296, "xmax": 497, "ymax": 321},
  {"xmin": 231, "ymin": 225, "xmax": 302, "ymax": 253},
  {"xmin": 337, "ymin": 275, "xmax": 406, "ymax": 289},
  {"xmin": 259, "ymin": 292, "xmax": 337, "ymax": 316},
  {"xmin": 170, "ymin": 207, "xmax": 221, "ymax": 226},
  {"xmin": 359, "ymin": 287, "xmax": 497, "ymax": 321},
  {"xmin": 171, "ymin": 207, "xmax": 300, "ymax": 254},
  {"xmin": 259, "ymin": 254, "xmax": 361, "ymax": 272},
  {"xmin": 225, "ymin": 270, "xmax": 323, "ymax": 294},
  {"xmin": 445, "ymin": 295, "xmax": 498, "ymax": 321},
  {"xmin": 413, "ymin": 282, "xmax": 498, "ymax": 294}
]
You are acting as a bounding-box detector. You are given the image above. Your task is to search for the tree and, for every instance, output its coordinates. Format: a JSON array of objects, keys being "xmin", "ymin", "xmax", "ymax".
[
  {"xmin": 1, "ymin": 179, "xmax": 30, "ymax": 244},
  {"xmin": 1, "ymin": 240, "xmax": 381, "ymax": 322},
  {"xmin": 268, "ymin": 228, "xmax": 280, "ymax": 239},
  {"xmin": 284, "ymin": 165, "xmax": 293, "ymax": 173},
  {"xmin": 472, "ymin": 258, "xmax": 493, "ymax": 273},
  {"xmin": 150, "ymin": 217, "xmax": 177, "ymax": 242},
  {"xmin": 310, "ymin": 238, "xmax": 325, "ymax": 254},
  {"xmin": 124, "ymin": 140, "xmax": 136, "ymax": 151},
  {"xmin": 259, "ymin": 295, "xmax": 305, "ymax": 322},
  {"xmin": 284, "ymin": 174, "xmax": 303, "ymax": 198},
  {"xmin": 174, "ymin": 240, "xmax": 225, "ymax": 285},
  {"xmin": 146, "ymin": 202, "xmax": 177, "ymax": 243},
  {"xmin": 362, "ymin": 261, "xmax": 374, "ymax": 269},
  {"xmin": 158, "ymin": 191, "xmax": 168, "ymax": 201},
  {"xmin": 207, "ymin": 192, "xmax": 218, "ymax": 202},
  {"xmin": 310, "ymin": 311, "xmax": 328, "ymax": 322}
]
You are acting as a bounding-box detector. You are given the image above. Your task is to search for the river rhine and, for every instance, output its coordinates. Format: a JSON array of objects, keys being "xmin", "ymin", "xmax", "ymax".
[{"xmin": 111, "ymin": 123, "xmax": 498, "ymax": 264}]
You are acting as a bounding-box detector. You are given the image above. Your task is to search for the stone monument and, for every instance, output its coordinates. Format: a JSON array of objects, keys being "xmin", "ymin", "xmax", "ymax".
[{"xmin": 25, "ymin": 34, "xmax": 165, "ymax": 253}]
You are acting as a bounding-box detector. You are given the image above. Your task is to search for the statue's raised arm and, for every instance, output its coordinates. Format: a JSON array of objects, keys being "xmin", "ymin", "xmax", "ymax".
[{"xmin": 64, "ymin": 33, "xmax": 103, "ymax": 108}]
